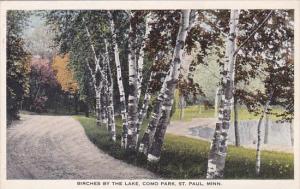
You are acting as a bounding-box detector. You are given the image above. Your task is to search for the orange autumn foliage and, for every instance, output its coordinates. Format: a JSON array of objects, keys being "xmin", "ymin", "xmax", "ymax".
[{"xmin": 52, "ymin": 54, "xmax": 79, "ymax": 94}]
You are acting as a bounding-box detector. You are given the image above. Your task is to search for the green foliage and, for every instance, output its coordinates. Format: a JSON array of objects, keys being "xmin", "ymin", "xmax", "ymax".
[
  {"xmin": 75, "ymin": 115, "xmax": 293, "ymax": 179},
  {"xmin": 45, "ymin": 10, "xmax": 131, "ymax": 113},
  {"xmin": 7, "ymin": 10, "xmax": 31, "ymax": 121},
  {"xmin": 171, "ymin": 105, "xmax": 214, "ymax": 121},
  {"xmin": 193, "ymin": 47, "xmax": 221, "ymax": 104},
  {"xmin": 235, "ymin": 10, "xmax": 294, "ymax": 122}
]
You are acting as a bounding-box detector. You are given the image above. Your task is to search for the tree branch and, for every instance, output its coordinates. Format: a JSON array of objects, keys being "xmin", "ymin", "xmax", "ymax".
[
  {"xmin": 85, "ymin": 58, "xmax": 96, "ymax": 84},
  {"xmin": 82, "ymin": 17, "xmax": 99, "ymax": 63},
  {"xmin": 187, "ymin": 10, "xmax": 197, "ymax": 32},
  {"xmin": 233, "ymin": 10, "xmax": 274, "ymax": 57}
]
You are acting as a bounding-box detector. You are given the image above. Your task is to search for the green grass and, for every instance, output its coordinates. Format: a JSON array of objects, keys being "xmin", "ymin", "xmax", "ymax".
[
  {"xmin": 75, "ymin": 115, "xmax": 294, "ymax": 179},
  {"xmin": 171, "ymin": 105, "xmax": 285, "ymax": 122},
  {"xmin": 171, "ymin": 105, "xmax": 215, "ymax": 121}
]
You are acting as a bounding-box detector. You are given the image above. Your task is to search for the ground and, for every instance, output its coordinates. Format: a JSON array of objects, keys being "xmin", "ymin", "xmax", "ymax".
[
  {"xmin": 7, "ymin": 114, "xmax": 158, "ymax": 179},
  {"xmin": 6, "ymin": 113, "xmax": 293, "ymax": 179}
]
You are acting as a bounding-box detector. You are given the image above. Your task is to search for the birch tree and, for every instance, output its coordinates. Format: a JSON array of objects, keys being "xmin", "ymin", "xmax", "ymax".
[
  {"xmin": 45, "ymin": 10, "xmax": 119, "ymax": 141},
  {"xmin": 138, "ymin": 10, "xmax": 185, "ymax": 155},
  {"xmin": 104, "ymin": 40, "xmax": 116, "ymax": 141},
  {"xmin": 138, "ymin": 53, "xmax": 170, "ymax": 154},
  {"xmin": 206, "ymin": 9, "xmax": 240, "ymax": 178},
  {"xmin": 138, "ymin": 10, "xmax": 203, "ymax": 155},
  {"xmin": 230, "ymin": 9, "xmax": 293, "ymax": 177},
  {"xmin": 136, "ymin": 55, "xmax": 167, "ymax": 144},
  {"xmin": 126, "ymin": 11, "xmax": 141, "ymax": 149},
  {"xmin": 136, "ymin": 71, "xmax": 155, "ymax": 140},
  {"xmin": 233, "ymin": 96, "xmax": 240, "ymax": 146},
  {"xmin": 121, "ymin": 11, "xmax": 154, "ymax": 149},
  {"xmin": 82, "ymin": 16, "xmax": 106, "ymax": 126},
  {"xmin": 108, "ymin": 11, "xmax": 129, "ymax": 148},
  {"xmin": 147, "ymin": 10, "xmax": 192, "ymax": 162},
  {"xmin": 139, "ymin": 77, "xmax": 168, "ymax": 154},
  {"xmin": 136, "ymin": 13, "xmax": 152, "ymax": 102},
  {"xmin": 255, "ymin": 92, "xmax": 273, "ymax": 175},
  {"xmin": 137, "ymin": 52, "xmax": 169, "ymax": 154},
  {"xmin": 264, "ymin": 114, "xmax": 269, "ymax": 144}
]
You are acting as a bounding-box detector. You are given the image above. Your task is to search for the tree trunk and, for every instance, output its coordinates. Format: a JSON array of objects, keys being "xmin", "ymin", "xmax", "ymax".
[
  {"xmin": 234, "ymin": 96, "xmax": 240, "ymax": 146},
  {"xmin": 108, "ymin": 11, "xmax": 129, "ymax": 148},
  {"xmin": 74, "ymin": 92, "xmax": 79, "ymax": 115},
  {"xmin": 82, "ymin": 17, "xmax": 105, "ymax": 127},
  {"xmin": 136, "ymin": 14, "xmax": 151, "ymax": 102},
  {"xmin": 255, "ymin": 98, "xmax": 271, "ymax": 176},
  {"xmin": 30, "ymin": 83, "xmax": 41, "ymax": 111},
  {"xmin": 105, "ymin": 41, "xmax": 116, "ymax": 141},
  {"xmin": 214, "ymin": 87, "xmax": 220, "ymax": 118},
  {"xmin": 264, "ymin": 114, "xmax": 269, "ymax": 144},
  {"xmin": 68, "ymin": 94, "xmax": 71, "ymax": 114},
  {"xmin": 100, "ymin": 85, "xmax": 108, "ymax": 125},
  {"xmin": 127, "ymin": 16, "xmax": 139, "ymax": 149},
  {"xmin": 136, "ymin": 71, "xmax": 155, "ymax": 145},
  {"xmin": 139, "ymin": 73, "xmax": 168, "ymax": 155},
  {"xmin": 147, "ymin": 10, "xmax": 191, "ymax": 162},
  {"xmin": 95, "ymin": 88, "xmax": 101, "ymax": 126},
  {"xmin": 86, "ymin": 60, "xmax": 102, "ymax": 127},
  {"xmin": 179, "ymin": 94, "xmax": 185, "ymax": 120},
  {"xmin": 255, "ymin": 114, "xmax": 263, "ymax": 176},
  {"xmin": 85, "ymin": 102, "xmax": 89, "ymax": 117},
  {"xmin": 206, "ymin": 10, "xmax": 240, "ymax": 179}
]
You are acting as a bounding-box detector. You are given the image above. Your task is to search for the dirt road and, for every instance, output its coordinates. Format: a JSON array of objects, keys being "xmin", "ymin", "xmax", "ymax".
[{"xmin": 7, "ymin": 114, "xmax": 158, "ymax": 179}]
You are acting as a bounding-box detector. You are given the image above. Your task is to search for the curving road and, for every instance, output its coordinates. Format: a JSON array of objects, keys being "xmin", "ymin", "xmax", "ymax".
[{"xmin": 7, "ymin": 114, "xmax": 158, "ymax": 179}]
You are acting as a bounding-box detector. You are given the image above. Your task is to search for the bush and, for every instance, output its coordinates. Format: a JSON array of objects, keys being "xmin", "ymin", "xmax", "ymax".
[{"xmin": 31, "ymin": 96, "xmax": 48, "ymax": 113}]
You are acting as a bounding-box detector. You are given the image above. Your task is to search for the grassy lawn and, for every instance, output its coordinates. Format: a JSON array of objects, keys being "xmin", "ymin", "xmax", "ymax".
[
  {"xmin": 74, "ymin": 115, "xmax": 293, "ymax": 179},
  {"xmin": 171, "ymin": 105, "xmax": 285, "ymax": 122},
  {"xmin": 171, "ymin": 105, "xmax": 215, "ymax": 121}
]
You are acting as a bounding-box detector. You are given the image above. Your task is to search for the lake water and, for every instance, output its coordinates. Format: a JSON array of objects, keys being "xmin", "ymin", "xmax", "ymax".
[{"xmin": 188, "ymin": 120, "xmax": 293, "ymax": 147}]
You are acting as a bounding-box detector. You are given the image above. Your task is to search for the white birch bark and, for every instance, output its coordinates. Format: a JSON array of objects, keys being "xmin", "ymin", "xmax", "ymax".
[
  {"xmin": 214, "ymin": 87, "xmax": 221, "ymax": 118},
  {"xmin": 234, "ymin": 96, "xmax": 240, "ymax": 146},
  {"xmin": 93, "ymin": 63, "xmax": 103, "ymax": 127},
  {"xmin": 206, "ymin": 10, "xmax": 240, "ymax": 178},
  {"xmin": 82, "ymin": 17, "xmax": 100, "ymax": 65},
  {"xmin": 127, "ymin": 12, "xmax": 139, "ymax": 149},
  {"xmin": 100, "ymin": 75, "xmax": 108, "ymax": 125},
  {"xmin": 104, "ymin": 40, "xmax": 116, "ymax": 141},
  {"xmin": 136, "ymin": 71, "xmax": 155, "ymax": 145},
  {"xmin": 82, "ymin": 17, "xmax": 105, "ymax": 127},
  {"xmin": 136, "ymin": 14, "xmax": 152, "ymax": 102},
  {"xmin": 147, "ymin": 10, "xmax": 191, "ymax": 162},
  {"xmin": 255, "ymin": 116, "xmax": 263, "ymax": 176},
  {"xmin": 138, "ymin": 73, "xmax": 168, "ymax": 154},
  {"xmin": 264, "ymin": 114, "xmax": 269, "ymax": 144},
  {"xmin": 256, "ymin": 99, "xmax": 271, "ymax": 176},
  {"xmin": 85, "ymin": 58, "xmax": 102, "ymax": 127},
  {"xmin": 94, "ymin": 89, "xmax": 101, "ymax": 126},
  {"xmin": 108, "ymin": 11, "xmax": 129, "ymax": 148}
]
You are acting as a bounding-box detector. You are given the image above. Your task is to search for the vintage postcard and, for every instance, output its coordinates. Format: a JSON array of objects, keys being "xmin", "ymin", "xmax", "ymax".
[{"xmin": 0, "ymin": 1, "xmax": 299, "ymax": 189}]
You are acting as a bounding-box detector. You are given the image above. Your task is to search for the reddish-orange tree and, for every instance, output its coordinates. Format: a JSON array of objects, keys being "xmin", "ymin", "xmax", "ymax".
[
  {"xmin": 52, "ymin": 54, "xmax": 79, "ymax": 113},
  {"xmin": 52, "ymin": 54, "xmax": 78, "ymax": 93}
]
